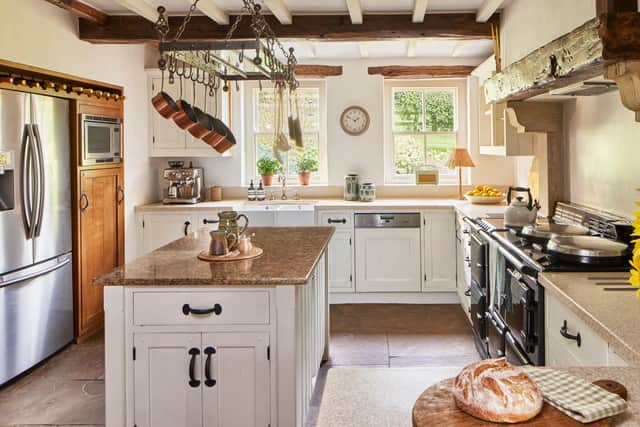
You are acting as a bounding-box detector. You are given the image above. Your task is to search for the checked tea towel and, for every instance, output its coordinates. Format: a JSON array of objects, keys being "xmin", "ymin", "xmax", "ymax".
[{"xmin": 522, "ymin": 366, "xmax": 628, "ymax": 423}]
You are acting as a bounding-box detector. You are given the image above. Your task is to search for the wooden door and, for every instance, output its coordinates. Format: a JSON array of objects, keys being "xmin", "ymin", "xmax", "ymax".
[
  {"xmin": 134, "ymin": 333, "xmax": 203, "ymax": 427},
  {"xmin": 202, "ymin": 332, "xmax": 270, "ymax": 427},
  {"xmin": 422, "ymin": 211, "xmax": 457, "ymax": 292},
  {"xmin": 355, "ymin": 228, "xmax": 421, "ymax": 293},
  {"xmin": 141, "ymin": 213, "xmax": 195, "ymax": 254},
  {"xmin": 327, "ymin": 229, "xmax": 354, "ymax": 293},
  {"xmin": 78, "ymin": 167, "xmax": 123, "ymax": 337}
]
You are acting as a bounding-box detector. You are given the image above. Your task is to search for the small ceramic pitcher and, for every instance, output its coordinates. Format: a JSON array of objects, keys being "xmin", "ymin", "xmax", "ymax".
[
  {"xmin": 216, "ymin": 211, "xmax": 249, "ymax": 248},
  {"xmin": 209, "ymin": 230, "xmax": 237, "ymax": 256},
  {"xmin": 238, "ymin": 235, "xmax": 253, "ymax": 255}
]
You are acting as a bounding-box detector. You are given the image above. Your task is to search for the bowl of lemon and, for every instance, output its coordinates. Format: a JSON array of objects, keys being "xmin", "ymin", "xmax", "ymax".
[{"xmin": 465, "ymin": 185, "xmax": 505, "ymax": 204}]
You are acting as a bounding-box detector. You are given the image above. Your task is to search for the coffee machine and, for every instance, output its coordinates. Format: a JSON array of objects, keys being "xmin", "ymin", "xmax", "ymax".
[{"xmin": 162, "ymin": 161, "xmax": 204, "ymax": 204}]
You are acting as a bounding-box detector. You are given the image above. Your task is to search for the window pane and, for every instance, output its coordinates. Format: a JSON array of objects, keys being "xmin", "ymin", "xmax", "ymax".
[
  {"xmin": 425, "ymin": 89, "xmax": 455, "ymax": 132},
  {"xmin": 426, "ymin": 133, "xmax": 456, "ymax": 169},
  {"xmin": 393, "ymin": 134, "xmax": 425, "ymax": 175},
  {"xmin": 291, "ymin": 135, "xmax": 320, "ymax": 175},
  {"xmin": 393, "ymin": 89, "xmax": 423, "ymax": 132},
  {"xmin": 255, "ymin": 89, "xmax": 276, "ymax": 132},
  {"xmin": 297, "ymin": 88, "xmax": 320, "ymax": 132}
]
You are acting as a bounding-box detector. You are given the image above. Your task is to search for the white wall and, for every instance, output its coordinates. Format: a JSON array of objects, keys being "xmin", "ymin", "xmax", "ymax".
[
  {"xmin": 500, "ymin": 0, "xmax": 639, "ymax": 218},
  {"xmin": 158, "ymin": 56, "xmax": 517, "ymax": 195},
  {"xmin": 0, "ymin": 0, "xmax": 155, "ymax": 260}
]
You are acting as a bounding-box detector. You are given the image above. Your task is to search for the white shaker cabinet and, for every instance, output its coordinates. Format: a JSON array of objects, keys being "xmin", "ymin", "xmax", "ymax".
[
  {"xmin": 140, "ymin": 212, "xmax": 196, "ymax": 254},
  {"xmin": 422, "ymin": 211, "xmax": 457, "ymax": 292},
  {"xmin": 355, "ymin": 228, "xmax": 421, "ymax": 293},
  {"xmin": 317, "ymin": 211, "xmax": 354, "ymax": 293}
]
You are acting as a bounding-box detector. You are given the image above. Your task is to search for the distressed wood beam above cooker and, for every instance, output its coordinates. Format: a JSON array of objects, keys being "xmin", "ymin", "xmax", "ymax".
[
  {"xmin": 367, "ymin": 65, "xmax": 475, "ymax": 79},
  {"xmin": 44, "ymin": 0, "xmax": 108, "ymax": 25},
  {"xmin": 78, "ymin": 13, "xmax": 498, "ymax": 44},
  {"xmin": 483, "ymin": 13, "xmax": 640, "ymax": 106}
]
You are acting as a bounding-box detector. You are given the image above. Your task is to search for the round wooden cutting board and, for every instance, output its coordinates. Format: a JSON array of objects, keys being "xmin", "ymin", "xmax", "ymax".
[{"xmin": 412, "ymin": 378, "xmax": 624, "ymax": 426}]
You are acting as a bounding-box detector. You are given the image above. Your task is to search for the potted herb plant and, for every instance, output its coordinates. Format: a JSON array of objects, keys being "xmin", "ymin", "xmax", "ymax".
[
  {"xmin": 257, "ymin": 157, "xmax": 281, "ymax": 186},
  {"xmin": 295, "ymin": 148, "xmax": 319, "ymax": 186}
]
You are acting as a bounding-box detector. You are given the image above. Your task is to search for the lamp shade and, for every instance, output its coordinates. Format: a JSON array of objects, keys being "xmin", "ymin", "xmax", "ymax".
[{"xmin": 446, "ymin": 148, "xmax": 475, "ymax": 169}]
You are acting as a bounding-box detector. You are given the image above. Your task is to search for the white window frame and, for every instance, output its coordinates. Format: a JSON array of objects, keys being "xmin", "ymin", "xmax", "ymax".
[
  {"xmin": 243, "ymin": 79, "xmax": 328, "ymax": 185},
  {"xmin": 383, "ymin": 79, "xmax": 468, "ymax": 185}
]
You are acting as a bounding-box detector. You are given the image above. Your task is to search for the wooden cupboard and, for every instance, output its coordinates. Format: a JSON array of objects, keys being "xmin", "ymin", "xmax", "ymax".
[{"xmin": 77, "ymin": 167, "xmax": 124, "ymax": 339}]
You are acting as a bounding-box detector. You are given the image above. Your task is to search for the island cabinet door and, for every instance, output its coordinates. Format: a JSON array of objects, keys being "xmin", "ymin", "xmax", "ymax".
[
  {"xmin": 201, "ymin": 332, "xmax": 270, "ymax": 427},
  {"xmin": 133, "ymin": 333, "xmax": 203, "ymax": 427},
  {"xmin": 327, "ymin": 229, "xmax": 354, "ymax": 293},
  {"xmin": 141, "ymin": 213, "xmax": 196, "ymax": 254}
]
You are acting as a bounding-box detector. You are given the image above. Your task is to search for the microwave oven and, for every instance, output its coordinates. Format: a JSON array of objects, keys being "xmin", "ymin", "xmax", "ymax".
[{"xmin": 81, "ymin": 114, "xmax": 122, "ymax": 165}]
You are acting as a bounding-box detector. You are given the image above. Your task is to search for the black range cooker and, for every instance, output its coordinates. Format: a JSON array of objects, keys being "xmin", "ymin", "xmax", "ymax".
[{"xmin": 464, "ymin": 202, "xmax": 633, "ymax": 366}]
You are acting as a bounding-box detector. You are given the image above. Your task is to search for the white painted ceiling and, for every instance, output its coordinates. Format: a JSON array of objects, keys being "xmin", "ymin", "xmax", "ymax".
[{"xmin": 81, "ymin": 0, "xmax": 500, "ymax": 59}]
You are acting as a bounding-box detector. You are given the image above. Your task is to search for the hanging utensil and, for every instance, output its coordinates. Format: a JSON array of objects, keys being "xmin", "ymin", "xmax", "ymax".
[
  {"xmin": 274, "ymin": 83, "xmax": 291, "ymax": 153},
  {"xmin": 201, "ymin": 78, "xmax": 226, "ymax": 149},
  {"xmin": 287, "ymin": 87, "xmax": 295, "ymax": 141},
  {"xmin": 292, "ymin": 86, "xmax": 304, "ymax": 148},
  {"xmin": 151, "ymin": 56, "xmax": 180, "ymax": 119}
]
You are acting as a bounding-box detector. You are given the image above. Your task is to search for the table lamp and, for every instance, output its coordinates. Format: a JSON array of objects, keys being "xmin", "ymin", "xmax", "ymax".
[{"xmin": 446, "ymin": 148, "xmax": 475, "ymax": 200}]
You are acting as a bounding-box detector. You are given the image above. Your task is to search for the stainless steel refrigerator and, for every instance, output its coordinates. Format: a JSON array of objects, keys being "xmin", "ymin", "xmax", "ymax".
[{"xmin": 0, "ymin": 88, "xmax": 73, "ymax": 385}]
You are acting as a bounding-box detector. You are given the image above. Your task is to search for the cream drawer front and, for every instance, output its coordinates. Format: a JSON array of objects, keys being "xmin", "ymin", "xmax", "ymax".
[
  {"xmin": 318, "ymin": 211, "xmax": 353, "ymax": 229},
  {"xmin": 133, "ymin": 291, "xmax": 270, "ymax": 326},
  {"xmin": 545, "ymin": 292, "xmax": 608, "ymax": 366}
]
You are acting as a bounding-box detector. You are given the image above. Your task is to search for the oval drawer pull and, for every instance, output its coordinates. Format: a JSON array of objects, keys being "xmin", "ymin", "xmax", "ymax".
[
  {"xmin": 182, "ymin": 303, "xmax": 222, "ymax": 316},
  {"xmin": 560, "ymin": 320, "xmax": 581, "ymax": 347},
  {"xmin": 327, "ymin": 218, "xmax": 347, "ymax": 224}
]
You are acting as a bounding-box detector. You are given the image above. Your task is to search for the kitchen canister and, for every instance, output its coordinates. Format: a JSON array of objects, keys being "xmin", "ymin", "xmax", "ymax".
[
  {"xmin": 344, "ymin": 174, "xmax": 359, "ymax": 201},
  {"xmin": 359, "ymin": 183, "xmax": 376, "ymax": 202}
]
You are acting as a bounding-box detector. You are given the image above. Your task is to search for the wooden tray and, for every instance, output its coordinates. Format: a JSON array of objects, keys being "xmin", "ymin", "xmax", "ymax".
[
  {"xmin": 197, "ymin": 247, "xmax": 263, "ymax": 262},
  {"xmin": 412, "ymin": 378, "xmax": 625, "ymax": 426}
]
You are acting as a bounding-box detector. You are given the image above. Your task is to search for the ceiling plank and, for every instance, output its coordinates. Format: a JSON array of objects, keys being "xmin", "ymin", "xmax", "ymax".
[
  {"xmin": 476, "ymin": 0, "xmax": 505, "ymax": 23},
  {"xmin": 406, "ymin": 40, "xmax": 416, "ymax": 57},
  {"xmin": 79, "ymin": 13, "xmax": 498, "ymax": 44},
  {"xmin": 300, "ymin": 43, "xmax": 316, "ymax": 58},
  {"xmin": 359, "ymin": 43, "xmax": 369, "ymax": 58},
  {"xmin": 346, "ymin": 0, "xmax": 363, "ymax": 24},
  {"xmin": 368, "ymin": 65, "xmax": 475, "ymax": 78},
  {"xmin": 451, "ymin": 42, "xmax": 465, "ymax": 57},
  {"xmin": 194, "ymin": 0, "xmax": 229, "ymax": 25},
  {"xmin": 113, "ymin": 0, "xmax": 157, "ymax": 22},
  {"xmin": 45, "ymin": 0, "xmax": 109, "ymax": 25},
  {"xmin": 295, "ymin": 65, "xmax": 343, "ymax": 77},
  {"xmin": 263, "ymin": 0, "xmax": 292, "ymax": 25},
  {"xmin": 412, "ymin": 0, "xmax": 429, "ymax": 23}
]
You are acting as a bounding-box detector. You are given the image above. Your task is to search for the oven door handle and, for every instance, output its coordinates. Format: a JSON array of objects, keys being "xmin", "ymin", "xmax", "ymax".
[
  {"xmin": 498, "ymin": 246, "xmax": 536, "ymax": 276},
  {"xmin": 506, "ymin": 332, "xmax": 531, "ymax": 366}
]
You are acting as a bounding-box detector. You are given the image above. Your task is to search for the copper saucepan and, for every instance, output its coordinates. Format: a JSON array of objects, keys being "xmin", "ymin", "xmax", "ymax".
[
  {"xmin": 183, "ymin": 81, "xmax": 213, "ymax": 138},
  {"xmin": 213, "ymin": 120, "xmax": 237, "ymax": 154},
  {"xmin": 152, "ymin": 90, "xmax": 179, "ymax": 119}
]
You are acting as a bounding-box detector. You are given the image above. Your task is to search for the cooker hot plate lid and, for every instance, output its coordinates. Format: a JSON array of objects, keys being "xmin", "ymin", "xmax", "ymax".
[
  {"xmin": 547, "ymin": 235, "xmax": 629, "ymax": 258},
  {"xmin": 521, "ymin": 222, "xmax": 589, "ymax": 240}
]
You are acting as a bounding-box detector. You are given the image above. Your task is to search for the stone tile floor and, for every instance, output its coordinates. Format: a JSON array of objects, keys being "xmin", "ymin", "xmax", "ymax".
[{"xmin": 0, "ymin": 304, "xmax": 477, "ymax": 427}]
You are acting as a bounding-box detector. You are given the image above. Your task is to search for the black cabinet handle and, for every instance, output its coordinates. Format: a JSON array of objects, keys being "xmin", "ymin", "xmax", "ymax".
[
  {"xmin": 80, "ymin": 192, "xmax": 89, "ymax": 212},
  {"xmin": 184, "ymin": 221, "xmax": 191, "ymax": 236},
  {"xmin": 327, "ymin": 218, "xmax": 346, "ymax": 224},
  {"xmin": 464, "ymin": 288, "xmax": 471, "ymax": 297},
  {"xmin": 202, "ymin": 219, "xmax": 219, "ymax": 225},
  {"xmin": 204, "ymin": 347, "xmax": 216, "ymax": 387},
  {"xmin": 560, "ymin": 320, "xmax": 581, "ymax": 347},
  {"xmin": 188, "ymin": 348, "xmax": 200, "ymax": 387},
  {"xmin": 182, "ymin": 303, "xmax": 222, "ymax": 316}
]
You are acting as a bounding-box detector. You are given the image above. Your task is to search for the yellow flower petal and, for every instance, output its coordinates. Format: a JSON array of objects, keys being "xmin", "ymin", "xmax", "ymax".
[{"xmin": 631, "ymin": 268, "xmax": 640, "ymax": 287}]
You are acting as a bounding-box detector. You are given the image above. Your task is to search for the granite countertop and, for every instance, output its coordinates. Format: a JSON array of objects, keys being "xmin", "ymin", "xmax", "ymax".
[
  {"xmin": 95, "ymin": 226, "xmax": 334, "ymax": 287},
  {"xmin": 136, "ymin": 198, "xmax": 507, "ymax": 217},
  {"xmin": 540, "ymin": 272, "xmax": 640, "ymax": 365}
]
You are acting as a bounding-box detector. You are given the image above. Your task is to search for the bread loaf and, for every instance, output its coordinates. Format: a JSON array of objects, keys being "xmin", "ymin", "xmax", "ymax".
[{"xmin": 453, "ymin": 358, "xmax": 543, "ymax": 423}]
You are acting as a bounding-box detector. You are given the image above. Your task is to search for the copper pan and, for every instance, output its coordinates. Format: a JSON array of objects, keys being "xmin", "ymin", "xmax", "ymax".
[
  {"xmin": 152, "ymin": 90, "xmax": 180, "ymax": 119},
  {"xmin": 173, "ymin": 98, "xmax": 199, "ymax": 130}
]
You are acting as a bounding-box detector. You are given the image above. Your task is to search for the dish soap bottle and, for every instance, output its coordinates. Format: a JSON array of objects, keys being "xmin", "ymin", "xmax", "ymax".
[
  {"xmin": 248, "ymin": 180, "xmax": 256, "ymax": 201},
  {"xmin": 256, "ymin": 180, "xmax": 266, "ymax": 201}
]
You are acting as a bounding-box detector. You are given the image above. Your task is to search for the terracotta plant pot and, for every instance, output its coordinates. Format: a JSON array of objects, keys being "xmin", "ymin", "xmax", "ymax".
[
  {"xmin": 261, "ymin": 174, "xmax": 273, "ymax": 186},
  {"xmin": 298, "ymin": 172, "xmax": 311, "ymax": 186}
]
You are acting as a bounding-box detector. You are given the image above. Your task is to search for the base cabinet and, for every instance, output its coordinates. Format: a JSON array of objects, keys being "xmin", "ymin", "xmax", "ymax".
[
  {"xmin": 326, "ymin": 230, "xmax": 354, "ymax": 293},
  {"xmin": 133, "ymin": 332, "xmax": 270, "ymax": 427},
  {"xmin": 422, "ymin": 211, "xmax": 457, "ymax": 292}
]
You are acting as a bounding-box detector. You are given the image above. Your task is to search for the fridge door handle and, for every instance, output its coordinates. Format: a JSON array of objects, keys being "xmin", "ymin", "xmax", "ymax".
[
  {"xmin": 20, "ymin": 124, "xmax": 34, "ymax": 239},
  {"xmin": 30, "ymin": 124, "xmax": 45, "ymax": 237},
  {"xmin": 0, "ymin": 253, "xmax": 71, "ymax": 288}
]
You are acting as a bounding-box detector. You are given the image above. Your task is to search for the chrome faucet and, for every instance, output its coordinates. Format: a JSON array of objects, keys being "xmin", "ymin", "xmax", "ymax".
[{"xmin": 278, "ymin": 174, "xmax": 288, "ymax": 200}]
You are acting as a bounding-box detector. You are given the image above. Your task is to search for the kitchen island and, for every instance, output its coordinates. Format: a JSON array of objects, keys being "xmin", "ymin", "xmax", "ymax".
[{"xmin": 97, "ymin": 226, "xmax": 334, "ymax": 427}]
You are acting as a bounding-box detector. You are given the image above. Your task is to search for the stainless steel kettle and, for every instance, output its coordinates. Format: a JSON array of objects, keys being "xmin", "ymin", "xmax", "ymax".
[{"xmin": 504, "ymin": 186, "xmax": 540, "ymax": 228}]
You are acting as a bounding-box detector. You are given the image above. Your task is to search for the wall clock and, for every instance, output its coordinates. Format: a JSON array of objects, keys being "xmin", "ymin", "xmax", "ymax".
[{"xmin": 340, "ymin": 106, "xmax": 370, "ymax": 136}]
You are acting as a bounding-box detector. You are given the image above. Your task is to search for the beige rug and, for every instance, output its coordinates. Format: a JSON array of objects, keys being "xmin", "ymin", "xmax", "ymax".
[{"xmin": 316, "ymin": 367, "xmax": 461, "ymax": 427}]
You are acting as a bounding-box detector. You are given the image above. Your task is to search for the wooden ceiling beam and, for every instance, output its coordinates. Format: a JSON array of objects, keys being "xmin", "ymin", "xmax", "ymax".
[
  {"xmin": 368, "ymin": 65, "xmax": 475, "ymax": 78},
  {"xmin": 79, "ymin": 13, "xmax": 497, "ymax": 44},
  {"xmin": 112, "ymin": 0, "xmax": 157, "ymax": 22},
  {"xmin": 345, "ymin": 0, "xmax": 363, "ymax": 24},
  {"xmin": 476, "ymin": 0, "xmax": 505, "ymax": 23},
  {"xmin": 596, "ymin": 0, "xmax": 638, "ymax": 15},
  {"xmin": 295, "ymin": 65, "xmax": 343, "ymax": 77},
  {"xmin": 193, "ymin": 0, "xmax": 229, "ymax": 25},
  {"xmin": 263, "ymin": 0, "xmax": 292, "ymax": 25},
  {"xmin": 412, "ymin": 0, "xmax": 429, "ymax": 23},
  {"xmin": 44, "ymin": 0, "xmax": 108, "ymax": 25}
]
